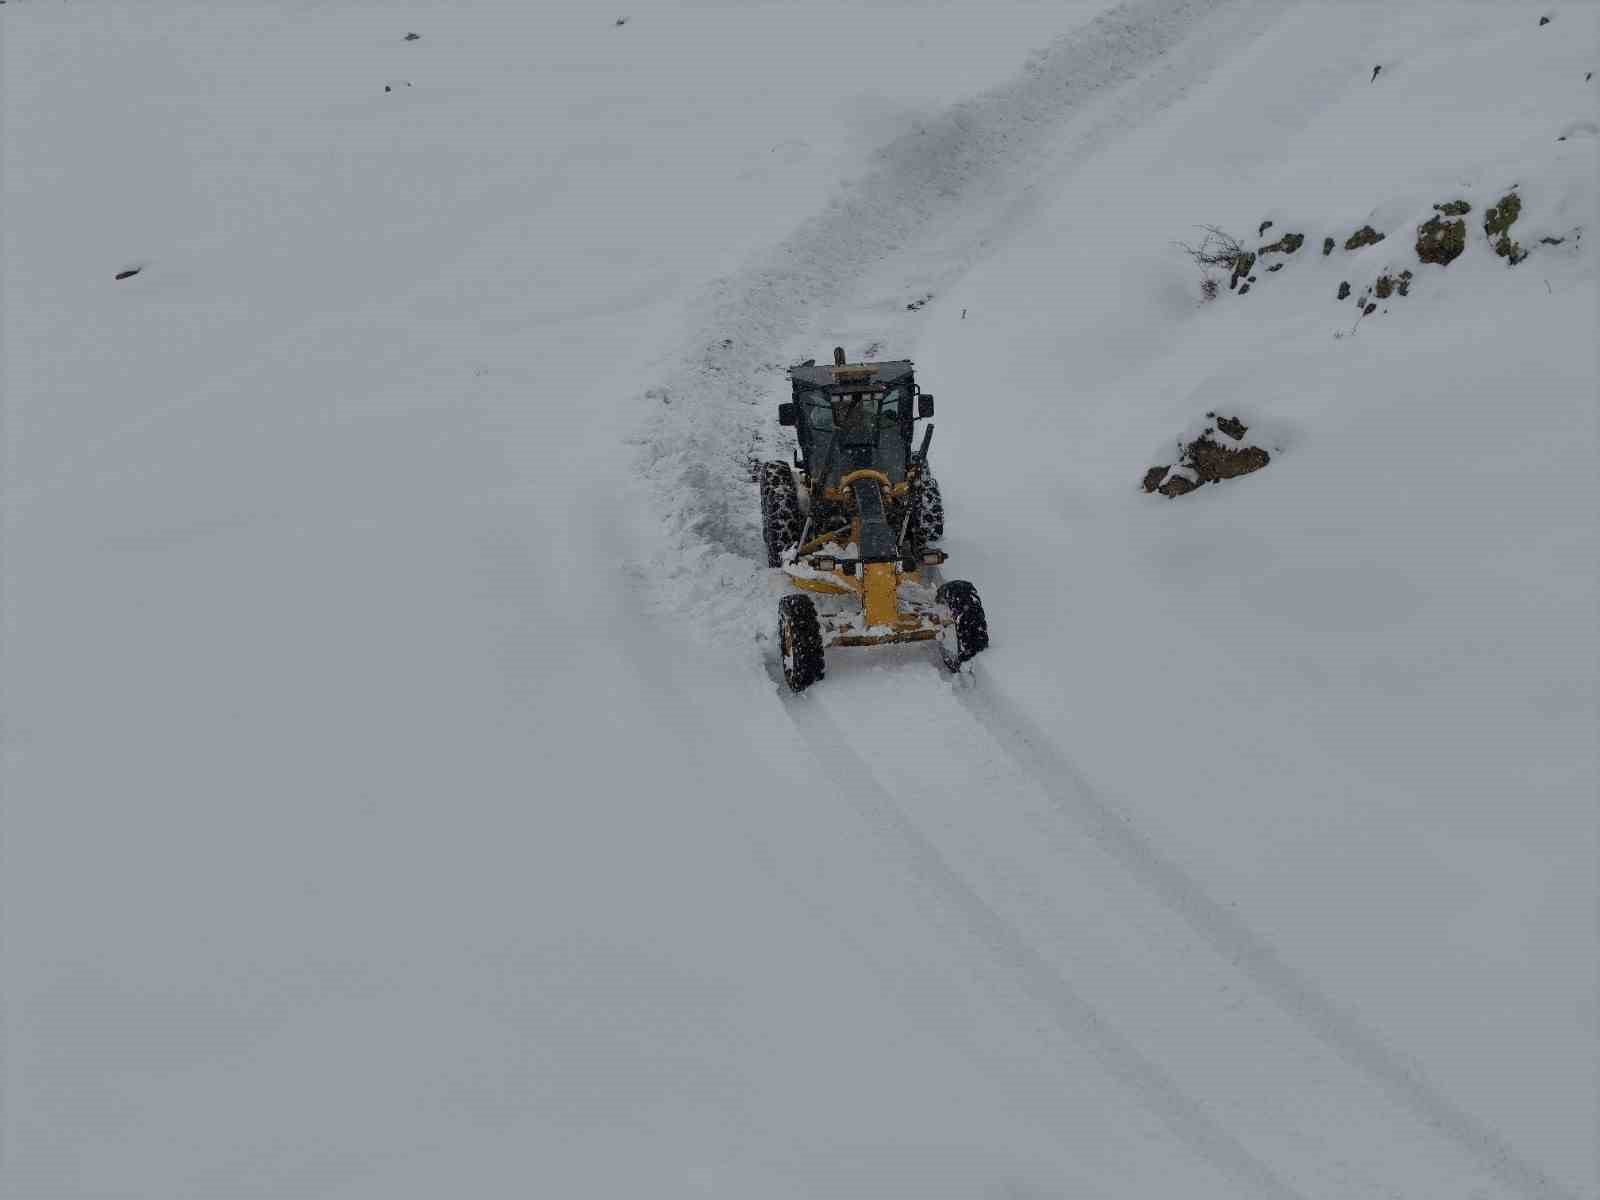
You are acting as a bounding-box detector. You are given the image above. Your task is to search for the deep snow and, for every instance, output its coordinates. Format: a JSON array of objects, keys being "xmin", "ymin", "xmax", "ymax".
[{"xmin": 3, "ymin": 1, "xmax": 1595, "ymax": 1198}]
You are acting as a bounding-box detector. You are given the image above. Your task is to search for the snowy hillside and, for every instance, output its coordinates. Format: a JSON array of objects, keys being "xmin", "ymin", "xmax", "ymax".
[{"xmin": 3, "ymin": 1, "xmax": 1594, "ymax": 1198}]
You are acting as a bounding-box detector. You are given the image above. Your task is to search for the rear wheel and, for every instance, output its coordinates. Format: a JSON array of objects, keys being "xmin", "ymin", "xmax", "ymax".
[
  {"xmin": 936, "ymin": 580, "xmax": 988, "ymax": 669},
  {"xmin": 778, "ymin": 595, "xmax": 826, "ymax": 692},
  {"xmin": 760, "ymin": 461, "xmax": 802, "ymax": 567}
]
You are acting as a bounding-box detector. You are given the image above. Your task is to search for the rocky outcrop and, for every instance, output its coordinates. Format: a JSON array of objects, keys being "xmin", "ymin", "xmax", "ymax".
[
  {"xmin": 1485, "ymin": 192, "xmax": 1528, "ymax": 264},
  {"xmin": 1344, "ymin": 225, "xmax": 1385, "ymax": 250},
  {"xmin": 1143, "ymin": 415, "xmax": 1271, "ymax": 497},
  {"xmin": 1416, "ymin": 213, "xmax": 1466, "ymax": 265}
]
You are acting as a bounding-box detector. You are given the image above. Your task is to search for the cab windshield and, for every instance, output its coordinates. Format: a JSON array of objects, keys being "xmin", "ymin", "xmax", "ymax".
[
  {"xmin": 801, "ymin": 386, "xmax": 903, "ymax": 433},
  {"xmin": 797, "ymin": 384, "xmax": 910, "ymax": 483}
]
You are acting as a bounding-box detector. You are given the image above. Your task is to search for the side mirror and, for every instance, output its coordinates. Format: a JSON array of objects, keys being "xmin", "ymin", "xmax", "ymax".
[
  {"xmin": 917, "ymin": 394, "xmax": 935, "ymax": 418},
  {"xmin": 778, "ymin": 402, "xmax": 798, "ymax": 427}
]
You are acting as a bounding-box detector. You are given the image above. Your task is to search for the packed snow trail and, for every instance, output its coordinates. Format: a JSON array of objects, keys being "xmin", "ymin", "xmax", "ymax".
[{"xmin": 783, "ymin": 679, "xmax": 1309, "ymax": 1200}]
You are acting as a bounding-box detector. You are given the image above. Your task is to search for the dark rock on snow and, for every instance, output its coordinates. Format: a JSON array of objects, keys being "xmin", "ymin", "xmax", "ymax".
[
  {"xmin": 1143, "ymin": 415, "xmax": 1270, "ymax": 497},
  {"xmin": 1344, "ymin": 225, "xmax": 1385, "ymax": 251}
]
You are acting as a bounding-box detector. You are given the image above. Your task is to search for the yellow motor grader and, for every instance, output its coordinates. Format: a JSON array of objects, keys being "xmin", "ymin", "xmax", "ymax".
[{"xmin": 759, "ymin": 348, "xmax": 988, "ymax": 691}]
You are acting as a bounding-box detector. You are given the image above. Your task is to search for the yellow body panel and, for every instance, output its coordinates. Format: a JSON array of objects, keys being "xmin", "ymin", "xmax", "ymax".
[
  {"xmin": 789, "ymin": 575, "xmax": 855, "ymax": 596},
  {"xmin": 862, "ymin": 562, "xmax": 898, "ymax": 628}
]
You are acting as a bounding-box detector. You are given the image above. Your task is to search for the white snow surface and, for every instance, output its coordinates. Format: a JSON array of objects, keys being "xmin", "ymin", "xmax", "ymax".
[{"xmin": 3, "ymin": 1, "xmax": 1596, "ymax": 1198}]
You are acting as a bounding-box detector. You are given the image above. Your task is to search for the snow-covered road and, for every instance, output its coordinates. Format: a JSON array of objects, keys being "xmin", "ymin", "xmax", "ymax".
[{"xmin": 4, "ymin": 0, "xmax": 1593, "ymax": 1196}]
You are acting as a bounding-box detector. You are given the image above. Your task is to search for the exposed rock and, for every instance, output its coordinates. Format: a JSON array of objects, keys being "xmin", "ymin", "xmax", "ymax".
[
  {"xmin": 1485, "ymin": 192, "xmax": 1526, "ymax": 264},
  {"xmin": 1258, "ymin": 220, "xmax": 1274, "ymax": 236},
  {"xmin": 1260, "ymin": 231, "xmax": 1304, "ymax": 255},
  {"xmin": 1434, "ymin": 199, "xmax": 1471, "ymax": 216},
  {"xmin": 114, "ymin": 267, "xmax": 142, "ymax": 281},
  {"xmin": 1322, "ymin": 237, "xmax": 1336, "ymax": 256},
  {"xmin": 1363, "ymin": 302, "xmax": 1377, "ymax": 316},
  {"xmin": 1214, "ymin": 415, "xmax": 1248, "ymax": 441},
  {"xmin": 1371, "ymin": 272, "xmax": 1413, "ymax": 300},
  {"xmin": 1495, "ymin": 236, "xmax": 1528, "ymax": 264},
  {"xmin": 1159, "ymin": 473, "xmax": 1201, "ymax": 498},
  {"xmin": 1539, "ymin": 15, "xmax": 1551, "ymax": 25},
  {"xmin": 403, "ymin": 31, "xmax": 421, "ymax": 40},
  {"xmin": 1484, "ymin": 192, "xmax": 1522, "ymax": 237},
  {"xmin": 1188, "ymin": 435, "xmax": 1269, "ymax": 482},
  {"xmin": 1337, "ymin": 281, "xmax": 1351, "ymax": 300},
  {"xmin": 1371, "ymin": 64, "xmax": 1382, "ymax": 82},
  {"xmin": 1267, "ymin": 262, "xmax": 1284, "ymax": 273},
  {"xmin": 1345, "ymin": 225, "xmax": 1385, "ymax": 250},
  {"xmin": 1416, "ymin": 214, "xmax": 1466, "ymax": 265},
  {"xmin": 1540, "ymin": 235, "xmax": 1566, "ymax": 246},
  {"xmin": 1145, "ymin": 417, "xmax": 1269, "ymax": 498},
  {"xmin": 1238, "ymin": 282, "xmax": 1252, "ymax": 295}
]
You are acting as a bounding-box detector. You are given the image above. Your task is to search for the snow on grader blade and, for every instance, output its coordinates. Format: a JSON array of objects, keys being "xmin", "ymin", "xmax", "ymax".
[{"xmin": 761, "ymin": 347, "xmax": 988, "ymax": 692}]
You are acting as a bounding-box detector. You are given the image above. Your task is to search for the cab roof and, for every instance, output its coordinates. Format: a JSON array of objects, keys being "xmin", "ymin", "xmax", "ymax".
[{"xmin": 788, "ymin": 359, "xmax": 915, "ymax": 391}]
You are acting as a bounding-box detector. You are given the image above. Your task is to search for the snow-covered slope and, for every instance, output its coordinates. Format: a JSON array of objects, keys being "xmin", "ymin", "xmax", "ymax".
[{"xmin": 3, "ymin": 2, "xmax": 1594, "ymax": 1198}]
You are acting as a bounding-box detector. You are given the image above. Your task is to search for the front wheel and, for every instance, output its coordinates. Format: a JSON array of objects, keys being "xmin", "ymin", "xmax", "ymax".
[
  {"xmin": 760, "ymin": 461, "xmax": 802, "ymax": 567},
  {"xmin": 936, "ymin": 580, "xmax": 988, "ymax": 669},
  {"xmin": 915, "ymin": 475, "xmax": 945, "ymax": 544},
  {"xmin": 778, "ymin": 595, "xmax": 826, "ymax": 692}
]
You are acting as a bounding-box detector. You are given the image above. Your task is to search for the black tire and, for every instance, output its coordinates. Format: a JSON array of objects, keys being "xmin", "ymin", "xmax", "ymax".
[
  {"xmin": 936, "ymin": 580, "xmax": 988, "ymax": 669},
  {"xmin": 759, "ymin": 461, "xmax": 802, "ymax": 567},
  {"xmin": 915, "ymin": 475, "xmax": 945, "ymax": 544},
  {"xmin": 778, "ymin": 595, "xmax": 826, "ymax": 692}
]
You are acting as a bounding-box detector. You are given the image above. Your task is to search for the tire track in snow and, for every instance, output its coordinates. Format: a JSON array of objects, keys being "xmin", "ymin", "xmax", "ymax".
[
  {"xmin": 614, "ymin": 592, "xmax": 1155, "ymax": 1177},
  {"xmin": 776, "ymin": 674, "xmax": 1308, "ymax": 1200},
  {"xmin": 955, "ymin": 674, "xmax": 1583, "ymax": 1200}
]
